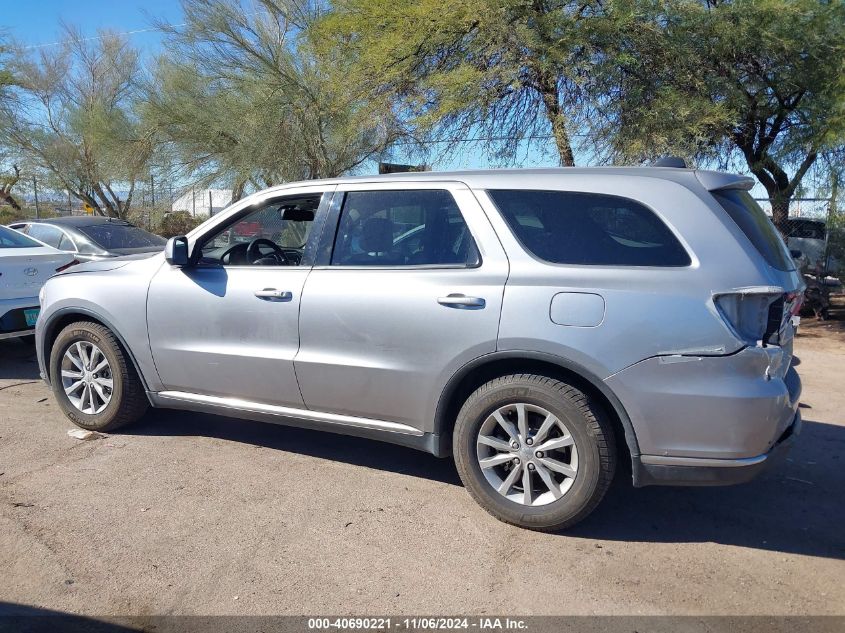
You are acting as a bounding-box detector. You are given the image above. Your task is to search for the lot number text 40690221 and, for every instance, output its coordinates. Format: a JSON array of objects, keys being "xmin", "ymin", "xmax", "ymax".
[{"xmin": 307, "ymin": 617, "xmax": 529, "ymax": 631}]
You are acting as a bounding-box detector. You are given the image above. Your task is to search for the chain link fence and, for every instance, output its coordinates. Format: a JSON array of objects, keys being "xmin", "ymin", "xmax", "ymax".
[
  {"xmin": 754, "ymin": 197, "xmax": 842, "ymax": 280},
  {"xmin": 0, "ymin": 176, "xmax": 214, "ymax": 237}
]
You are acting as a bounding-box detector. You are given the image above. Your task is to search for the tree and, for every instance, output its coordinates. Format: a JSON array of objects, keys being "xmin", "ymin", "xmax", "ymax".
[
  {"xmin": 144, "ymin": 0, "xmax": 405, "ymax": 197},
  {"xmin": 600, "ymin": 0, "xmax": 845, "ymax": 230},
  {"xmin": 0, "ymin": 36, "xmax": 22, "ymax": 210},
  {"xmin": 0, "ymin": 28, "xmax": 151, "ymax": 218},
  {"xmin": 318, "ymin": 0, "xmax": 609, "ymax": 166},
  {"xmin": 0, "ymin": 162, "xmax": 21, "ymax": 210},
  {"xmin": 0, "ymin": 36, "xmax": 13, "ymax": 95}
]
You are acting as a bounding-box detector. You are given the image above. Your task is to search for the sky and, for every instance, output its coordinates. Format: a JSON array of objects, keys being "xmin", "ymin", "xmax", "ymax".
[{"xmin": 2, "ymin": 0, "xmax": 181, "ymax": 54}]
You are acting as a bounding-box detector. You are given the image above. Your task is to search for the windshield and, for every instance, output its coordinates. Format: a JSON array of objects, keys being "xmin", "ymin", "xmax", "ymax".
[
  {"xmin": 78, "ymin": 224, "xmax": 166, "ymax": 250},
  {"xmin": 0, "ymin": 225, "xmax": 43, "ymax": 248}
]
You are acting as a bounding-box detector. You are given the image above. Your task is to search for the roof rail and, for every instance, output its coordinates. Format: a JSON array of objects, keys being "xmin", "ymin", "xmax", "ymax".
[{"xmin": 652, "ymin": 156, "xmax": 690, "ymax": 168}]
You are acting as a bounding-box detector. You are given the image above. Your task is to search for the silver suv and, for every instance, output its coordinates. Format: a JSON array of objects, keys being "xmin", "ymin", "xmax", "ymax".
[{"xmin": 35, "ymin": 168, "xmax": 803, "ymax": 530}]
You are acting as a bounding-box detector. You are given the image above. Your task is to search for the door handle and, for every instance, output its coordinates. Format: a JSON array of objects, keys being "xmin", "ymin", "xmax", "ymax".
[
  {"xmin": 254, "ymin": 288, "xmax": 293, "ymax": 301},
  {"xmin": 437, "ymin": 294, "xmax": 486, "ymax": 309}
]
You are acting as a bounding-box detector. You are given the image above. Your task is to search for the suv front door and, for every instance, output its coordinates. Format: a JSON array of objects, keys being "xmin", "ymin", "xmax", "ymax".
[
  {"xmin": 295, "ymin": 183, "xmax": 509, "ymax": 433},
  {"xmin": 147, "ymin": 185, "xmax": 333, "ymax": 407}
]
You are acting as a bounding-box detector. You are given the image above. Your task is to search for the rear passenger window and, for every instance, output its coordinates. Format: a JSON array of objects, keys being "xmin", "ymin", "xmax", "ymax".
[
  {"xmin": 58, "ymin": 234, "xmax": 76, "ymax": 251},
  {"xmin": 27, "ymin": 224, "xmax": 63, "ymax": 249},
  {"xmin": 488, "ymin": 190, "xmax": 690, "ymax": 267},
  {"xmin": 331, "ymin": 190, "xmax": 479, "ymax": 267}
]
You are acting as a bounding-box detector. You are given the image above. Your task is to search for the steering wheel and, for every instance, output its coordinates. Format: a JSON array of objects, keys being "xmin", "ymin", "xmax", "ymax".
[{"xmin": 246, "ymin": 238, "xmax": 289, "ymax": 265}]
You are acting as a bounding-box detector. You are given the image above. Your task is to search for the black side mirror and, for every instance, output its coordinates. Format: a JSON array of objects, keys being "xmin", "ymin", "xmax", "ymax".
[{"xmin": 165, "ymin": 236, "xmax": 190, "ymax": 267}]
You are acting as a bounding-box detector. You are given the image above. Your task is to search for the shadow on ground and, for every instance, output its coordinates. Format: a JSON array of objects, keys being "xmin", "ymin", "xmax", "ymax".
[
  {"xmin": 0, "ymin": 339, "xmax": 40, "ymax": 381},
  {"xmin": 0, "ymin": 603, "xmax": 140, "ymax": 632},
  {"xmin": 3, "ymin": 338, "xmax": 843, "ymax": 561},
  {"xmin": 131, "ymin": 406, "xmax": 845, "ymax": 561}
]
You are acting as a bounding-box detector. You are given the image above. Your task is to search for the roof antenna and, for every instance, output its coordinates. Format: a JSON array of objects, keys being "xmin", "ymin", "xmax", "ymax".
[{"xmin": 652, "ymin": 156, "xmax": 690, "ymax": 168}]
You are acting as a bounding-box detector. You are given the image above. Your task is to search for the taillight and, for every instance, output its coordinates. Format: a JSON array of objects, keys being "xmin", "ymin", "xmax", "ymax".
[
  {"xmin": 55, "ymin": 259, "xmax": 80, "ymax": 273},
  {"xmin": 786, "ymin": 291, "xmax": 803, "ymax": 317},
  {"xmin": 713, "ymin": 288, "xmax": 785, "ymax": 346}
]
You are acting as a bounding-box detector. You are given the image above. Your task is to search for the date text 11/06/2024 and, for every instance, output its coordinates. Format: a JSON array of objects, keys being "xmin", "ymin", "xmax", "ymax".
[{"xmin": 307, "ymin": 618, "xmax": 529, "ymax": 630}]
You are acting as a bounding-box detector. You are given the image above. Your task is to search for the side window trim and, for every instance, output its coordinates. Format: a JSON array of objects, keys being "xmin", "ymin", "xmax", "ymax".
[{"xmin": 322, "ymin": 188, "xmax": 482, "ymax": 270}]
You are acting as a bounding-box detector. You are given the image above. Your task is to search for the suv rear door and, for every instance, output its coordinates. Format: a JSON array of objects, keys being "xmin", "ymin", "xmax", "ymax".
[{"xmin": 294, "ymin": 182, "xmax": 509, "ymax": 434}]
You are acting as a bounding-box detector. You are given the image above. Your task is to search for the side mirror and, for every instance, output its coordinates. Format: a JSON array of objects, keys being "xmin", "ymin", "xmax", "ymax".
[{"xmin": 165, "ymin": 236, "xmax": 190, "ymax": 267}]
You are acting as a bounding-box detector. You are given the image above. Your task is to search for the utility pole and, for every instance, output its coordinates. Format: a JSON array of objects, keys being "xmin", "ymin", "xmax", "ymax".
[
  {"xmin": 33, "ymin": 177, "xmax": 40, "ymax": 219},
  {"xmin": 825, "ymin": 171, "xmax": 839, "ymax": 273},
  {"xmin": 150, "ymin": 173, "xmax": 155, "ymax": 207},
  {"xmin": 208, "ymin": 190, "xmax": 213, "ymax": 216}
]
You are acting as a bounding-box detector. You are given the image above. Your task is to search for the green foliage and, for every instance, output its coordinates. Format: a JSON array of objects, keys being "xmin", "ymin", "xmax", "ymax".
[
  {"xmin": 317, "ymin": 0, "xmax": 606, "ymax": 165},
  {"xmin": 0, "ymin": 37, "xmax": 14, "ymax": 92},
  {"xmin": 0, "ymin": 206, "xmax": 57, "ymax": 225},
  {"xmin": 158, "ymin": 211, "xmax": 207, "ymax": 238},
  {"xmin": 601, "ymin": 0, "xmax": 845, "ymax": 225},
  {"xmin": 143, "ymin": 0, "xmax": 404, "ymax": 191},
  {"xmin": 0, "ymin": 28, "xmax": 151, "ymax": 218}
]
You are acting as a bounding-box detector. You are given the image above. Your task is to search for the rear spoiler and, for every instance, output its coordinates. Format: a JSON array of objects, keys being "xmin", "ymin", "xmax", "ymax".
[{"xmin": 695, "ymin": 171, "xmax": 755, "ymax": 192}]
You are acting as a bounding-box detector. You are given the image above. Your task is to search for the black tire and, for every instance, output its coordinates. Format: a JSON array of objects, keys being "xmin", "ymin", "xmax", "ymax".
[
  {"xmin": 453, "ymin": 373, "xmax": 616, "ymax": 531},
  {"xmin": 49, "ymin": 321, "xmax": 148, "ymax": 432}
]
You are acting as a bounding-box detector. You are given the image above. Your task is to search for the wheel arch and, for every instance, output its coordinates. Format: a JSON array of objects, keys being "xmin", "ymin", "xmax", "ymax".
[
  {"xmin": 433, "ymin": 351, "xmax": 640, "ymax": 474},
  {"xmin": 40, "ymin": 307, "xmax": 152, "ymax": 394}
]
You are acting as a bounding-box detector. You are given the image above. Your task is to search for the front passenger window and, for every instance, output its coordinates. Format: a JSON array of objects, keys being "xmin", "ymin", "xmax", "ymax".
[{"xmin": 331, "ymin": 190, "xmax": 479, "ymax": 267}]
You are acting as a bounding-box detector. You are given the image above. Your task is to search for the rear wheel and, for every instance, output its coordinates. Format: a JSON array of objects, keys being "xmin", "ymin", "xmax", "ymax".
[
  {"xmin": 49, "ymin": 321, "xmax": 148, "ymax": 432},
  {"xmin": 453, "ymin": 373, "xmax": 616, "ymax": 531}
]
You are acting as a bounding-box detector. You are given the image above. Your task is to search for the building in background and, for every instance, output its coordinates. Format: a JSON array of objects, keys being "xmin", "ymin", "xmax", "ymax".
[{"xmin": 171, "ymin": 188, "xmax": 233, "ymax": 217}]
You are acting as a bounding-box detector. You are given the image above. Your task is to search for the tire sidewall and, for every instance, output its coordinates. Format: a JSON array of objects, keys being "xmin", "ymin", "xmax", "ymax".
[
  {"xmin": 50, "ymin": 325, "xmax": 126, "ymax": 431},
  {"xmin": 455, "ymin": 380, "xmax": 605, "ymax": 529}
]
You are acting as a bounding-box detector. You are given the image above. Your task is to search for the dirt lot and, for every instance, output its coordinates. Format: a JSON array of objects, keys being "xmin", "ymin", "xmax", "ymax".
[{"xmin": 1, "ymin": 309, "xmax": 844, "ymax": 617}]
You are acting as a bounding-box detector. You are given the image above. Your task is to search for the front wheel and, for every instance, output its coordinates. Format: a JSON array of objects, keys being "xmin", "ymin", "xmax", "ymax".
[
  {"xmin": 49, "ymin": 321, "xmax": 149, "ymax": 432},
  {"xmin": 453, "ymin": 374, "xmax": 616, "ymax": 531}
]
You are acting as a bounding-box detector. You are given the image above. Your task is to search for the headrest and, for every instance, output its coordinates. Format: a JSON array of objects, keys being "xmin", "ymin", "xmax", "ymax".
[{"xmin": 359, "ymin": 217, "xmax": 394, "ymax": 253}]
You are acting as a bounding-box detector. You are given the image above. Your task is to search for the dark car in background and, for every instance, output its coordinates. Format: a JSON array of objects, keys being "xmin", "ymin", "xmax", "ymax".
[{"xmin": 7, "ymin": 217, "xmax": 166, "ymax": 263}]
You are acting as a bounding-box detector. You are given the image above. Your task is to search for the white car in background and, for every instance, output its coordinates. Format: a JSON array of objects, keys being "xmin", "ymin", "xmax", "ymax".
[{"xmin": 0, "ymin": 225, "xmax": 75, "ymax": 341}]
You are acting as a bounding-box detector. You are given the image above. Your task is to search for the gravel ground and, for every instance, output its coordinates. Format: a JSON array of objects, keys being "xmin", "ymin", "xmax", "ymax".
[{"xmin": 0, "ymin": 324, "xmax": 843, "ymax": 616}]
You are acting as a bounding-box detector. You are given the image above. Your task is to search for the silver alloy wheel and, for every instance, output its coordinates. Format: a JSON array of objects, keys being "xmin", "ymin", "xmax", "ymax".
[
  {"xmin": 61, "ymin": 341, "xmax": 113, "ymax": 415},
  {"xmin": 476, "ymin": 403, "xmax": 579, "ymax": 506}
]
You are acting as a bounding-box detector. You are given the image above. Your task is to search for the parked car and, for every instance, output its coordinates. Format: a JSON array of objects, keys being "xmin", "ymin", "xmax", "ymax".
[
  {"xmin": 35, "ymin": 168, "xmax": 803, "ymax": 531},
  {"xmin": 0, "ymin": 225, "xmax": 75, "ymax": 341},
  {"xmin": 8, "ymin": 217, "xmax": 166, "ymax": 263},
  {"xmin": 783, "ymin": 218, "xmax": 840, "ymax": 274}
]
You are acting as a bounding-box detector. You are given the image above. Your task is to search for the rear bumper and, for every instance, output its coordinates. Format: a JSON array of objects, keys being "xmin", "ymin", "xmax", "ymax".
[
  {"xmin": 632, "ymin": 409, "xmax": 801, "ymax": 486},
  {"xmin": 606, "ymin": 345, "xmax": 801, "ymax": 460}
]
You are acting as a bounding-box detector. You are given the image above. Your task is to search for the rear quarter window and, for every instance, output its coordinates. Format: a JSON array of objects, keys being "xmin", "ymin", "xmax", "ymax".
[
  {"xmin": 487, "ymin": 190, "xmax": 690, "ymax": 266},
  {"xmin": 711, "ymin": 189, "xmax": 795, "ymax": 271}
]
